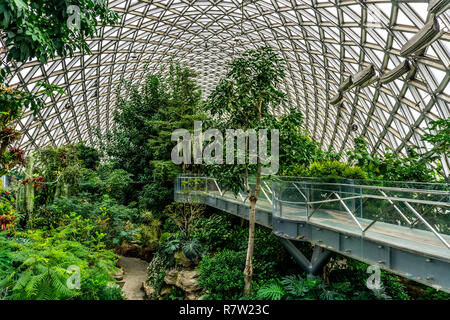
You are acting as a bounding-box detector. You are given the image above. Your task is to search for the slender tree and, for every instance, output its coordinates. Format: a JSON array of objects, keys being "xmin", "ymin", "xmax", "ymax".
[{"xmin": 205, "ymin": 47, "xmax": 286, "ymax": 295}]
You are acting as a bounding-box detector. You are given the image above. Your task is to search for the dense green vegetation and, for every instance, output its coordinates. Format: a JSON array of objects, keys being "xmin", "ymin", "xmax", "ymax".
[
  {"xmin": 102, "ymin": 63, "xmax": 205, "ymax": 212},
  {"xmin": 0, "ymin": 36, "xmax": 448, "ymax": 300}
]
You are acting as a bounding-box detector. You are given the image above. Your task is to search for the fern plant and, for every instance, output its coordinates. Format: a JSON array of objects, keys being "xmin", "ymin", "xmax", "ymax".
[
  {"xmin": 0, "ymin": 225, "xmax": 123, "ymax": 300},
  {"xmin": 255, "ymin": 274, "xmax": 351, "ymax": 300}
]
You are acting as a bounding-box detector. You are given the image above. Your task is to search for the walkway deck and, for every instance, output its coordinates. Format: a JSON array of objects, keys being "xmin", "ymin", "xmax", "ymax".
[{"xmin": 175, "ymin": 176, "xmax": 450, "ymax": 292}]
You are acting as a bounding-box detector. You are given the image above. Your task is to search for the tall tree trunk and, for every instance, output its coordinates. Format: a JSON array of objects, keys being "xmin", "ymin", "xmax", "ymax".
[
  {"xmin": 243, "ymin": 98, "xmax": 263, "ymax": 296},
  {"xmin": 25, "ymin": 154, "xmax": 35, "ymax": 220},
  {"xmin": 243, "ymin": 195, "xmax": 257, "ymax": 295},
  {"xmin": 243, "ymin": 160, "xmax": 262, "ymax": 295}
]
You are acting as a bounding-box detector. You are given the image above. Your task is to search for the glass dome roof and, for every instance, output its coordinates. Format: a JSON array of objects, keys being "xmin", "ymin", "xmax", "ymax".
[{"xmin": 2, "ymin": 0, "xmax": 449, "ymax": 165}]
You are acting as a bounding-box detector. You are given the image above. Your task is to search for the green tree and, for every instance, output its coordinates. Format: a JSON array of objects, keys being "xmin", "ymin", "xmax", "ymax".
[
  {"xmin": 0, "ymin": 0, "xmax": 118, "ymax": 66},
  {"xmin": 422, "ymin": 118, "xmax": 450, "ymax": 179},
  {"xmin": 0, "ymin": 1, "xmax": 117, "ymax": 175},
  {"xmin": 276, "ymin": 110, "xmax": 339, "ymax": 173},
  {"xmin": 104, "ymin": 63, "xmax": 204, "ymax": 210},
  {"xmin": 205, "ymin": 46, "xmax": 286, "ymax": 295}
]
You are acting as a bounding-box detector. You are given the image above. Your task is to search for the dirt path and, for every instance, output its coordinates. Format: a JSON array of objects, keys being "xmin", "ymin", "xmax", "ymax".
[{"xmin": 118, "ymin": 256, "xmax": 149, "ymax": 300}]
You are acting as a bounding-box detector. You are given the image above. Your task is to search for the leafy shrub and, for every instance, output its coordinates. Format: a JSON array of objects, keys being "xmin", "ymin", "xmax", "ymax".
[
  {"xmin": 43, "ymin": 196, "xmax": 140, "ymax": 247},
  {"xmin": 377, "ymin": 148, "xmax": 434, "ymax": 182},
  {"xmin": 347, "ymin": 136, "xmax": 435, "ymax": 182},
  {"xmin": 254, "ymin": 274, "xmax": 399, "ymax": 301},
  {"xmin": 138, "ymin": 182, "xmax": 174, "ymax": 213},
  {"xmin": 137, "ymin": 212, "xmax": 161, "ymax": 251},
  {"xmin": 308, "ymin": 161, "xmax": 368, "ymax": 180},
  {"xmin": 79, "ymin": 167, "xmax": 133, "ymax": 204},
  {"xmin": 162, "ymin": 217, "xmax": 179, "ymax": 233},
  {"xmin": 182, "ymin": 239, "xmax": 206, "ymax": 261},
  {"xmin": 102, "ymin": 169, "xmax": 134, "ymax": 204},
  {"xmin": 225, "ymin": 226, "xmax": 295, "ymax": 281},
  {"xmin": 158, "ymin": 232, "xmax": 185, "ymax": 265},
  {"xmin": 282, "ymin": 160, "xmax": 367, "ymax": 180},
  {"xmin": 27, "ymin": 206, "xmax": 61, "ymax": 229},
  {"xmin": 0, "ymin": 227, "xmax": 123, "ymax": 300},
  {"xmin": 198, "ymin": 249, "xmax": 246, "ymax": 300},
  {"xmin": 75, "ymin": 143, "xmax": 101, "ymax": 170},
  {"xmin": 256, "ymin": 275, "xmax": 331, "ymax": 300},
  {"xmin": 328, "ymin": 258, "xmax": 410, "ymax": 300},
  {"xmin": 418, "ymin": 287, "xmax": 450, "ymax": 300},
  {"xmin": 191, "ymin": 213, "xmax": 234, "ymax": 250}
]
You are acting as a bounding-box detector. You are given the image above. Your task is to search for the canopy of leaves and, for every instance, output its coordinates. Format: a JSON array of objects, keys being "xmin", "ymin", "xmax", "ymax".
[
  {"xmin": 347, "ymin": 136, "xmax": 435, "ymax": 182},
  {"xmin": 0, "ymin": 0, "xmax": 118, "ymax": 65},
  {"xmin": 203, "ymin": 47, "xmax": 286, "ymax": 194},
  {"xmin": 103, "ymin": 63, "xmax": 204, "ymax": 209},
  {"xmin": 207, "ymin": 46, "xmax": 286, "ymax": 129}
]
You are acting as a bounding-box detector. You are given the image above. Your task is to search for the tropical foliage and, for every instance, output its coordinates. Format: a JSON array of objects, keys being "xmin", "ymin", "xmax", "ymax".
[
  {"xmin": 103, "ymin": 63, "xmax": 204, "ymax": 211},
  {"xmin": 0, "ymin": 39, "xmax": 447, "ymax": 302}
]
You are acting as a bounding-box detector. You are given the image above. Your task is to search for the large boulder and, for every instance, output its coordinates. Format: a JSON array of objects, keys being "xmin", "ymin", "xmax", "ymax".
[
  {"xmin": 163, "ymin": 269, "xmax": 201, "ymax": 294},
  {"xmin": 142, "ymin": 282, "xmax": 155, "ymax": 299},
  {"xmin": 176, "ymin": 270, "xmax": 200, "ymax": 293},
  {"xmin": 164, "ymin": 269, "xmax": 179, "ymax": 286}
]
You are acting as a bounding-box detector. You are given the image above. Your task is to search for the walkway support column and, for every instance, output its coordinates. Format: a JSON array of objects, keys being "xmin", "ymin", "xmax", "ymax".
[{"xmin": 279, "ymin": 238, "xmax": 331, "ymax": 276}]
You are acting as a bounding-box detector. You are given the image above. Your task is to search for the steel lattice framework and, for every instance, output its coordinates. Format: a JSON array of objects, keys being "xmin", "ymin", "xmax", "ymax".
[{"xmin": 2, "ymin": 0, "xmax": 449, "ymax": 169}]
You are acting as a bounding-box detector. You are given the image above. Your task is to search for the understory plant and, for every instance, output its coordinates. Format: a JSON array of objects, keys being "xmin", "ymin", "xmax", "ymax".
[
  {"xmin": 198, "ymin": 249, "xmax": 246, "ymax": 300},
  {"xmin": 0, "ymin": 226, "xmax": 123, "ymax": 300}
]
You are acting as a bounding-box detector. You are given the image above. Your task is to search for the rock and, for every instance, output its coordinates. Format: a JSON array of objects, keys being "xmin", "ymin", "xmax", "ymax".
[
  {"xmin": 160, "ymin": 287, "xmax": 173, "ymax": 297},
  {"xmin": 142, "ymin": 282, "xmax": 155, "ymax": 299},
  {"xmin": 113, "ymin": 269, "xmax": 124, "ymax": 281},
  {"xmin": 185, "ymin": 292, "xmax": 207, "ymax": 300},
  {"xmin": 176, "ymin": 270, "xmax": 200, "ymax": 293},
  {"xmin": 180, "ymin": 256, "xmax": 193, "ymax": 268},
  {"xmin": 185, "ymin": 293, "xmax": 198, "ymax": 300},
  {"xmin": 163, "ymin": 269, "xmax": 201, "ymax": 294},
  {"xmin": 115, "ymin": 242, "xmax": 153, "ymax": 261},
  {"xmin": 164, "ymin": 269, "xmax": 179, "ymax": 286},
  {"xmin": 174, "ymin": 251, "xmax": 192, "ymax": 268}
]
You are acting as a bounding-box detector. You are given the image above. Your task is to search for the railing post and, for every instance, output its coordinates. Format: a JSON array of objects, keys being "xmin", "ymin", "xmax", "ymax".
[
  {"xmin": 360, "ymin": 186, "xmax": 363, "ymax": 218},
  {"xmin": 404, "ymin": 201, "xmax": 450, "ymax": 250},
  {"xmin": 306, "ymin": 184, "xmax": 310, "ymax": 221}
]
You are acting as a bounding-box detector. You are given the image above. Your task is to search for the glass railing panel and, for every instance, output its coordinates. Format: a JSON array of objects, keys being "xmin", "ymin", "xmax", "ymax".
[{"xmin": 176, "ymin": 175, "xmax": 450, "ymax": 254}]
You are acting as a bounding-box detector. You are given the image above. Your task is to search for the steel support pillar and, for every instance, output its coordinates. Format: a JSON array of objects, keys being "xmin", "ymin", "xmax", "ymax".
[{"xmin": 279, "ymin": 238, "xmax": 331, "ymax": 276}]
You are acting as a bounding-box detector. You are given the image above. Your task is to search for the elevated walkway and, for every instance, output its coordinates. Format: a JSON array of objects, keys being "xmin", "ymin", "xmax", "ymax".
[{"xmin": 175, "ymin": 175, "xmax": 450, "ymax": 293}]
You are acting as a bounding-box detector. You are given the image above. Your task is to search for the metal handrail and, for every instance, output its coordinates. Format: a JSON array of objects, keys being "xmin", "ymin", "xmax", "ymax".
[
  {"xmin": 334, "ymin": 192, "xmax": 364, "ymax": 231},
  {"xmin": 404, "ymin": 202, "xmax": 450, "ymax": 250},
  {"xmin": 176, "ymin": 176, "xmax": 450, "ymax": 250},
  {"xmin": 272, "ymin": 178, "xmax": 450, "ymax": 196}
]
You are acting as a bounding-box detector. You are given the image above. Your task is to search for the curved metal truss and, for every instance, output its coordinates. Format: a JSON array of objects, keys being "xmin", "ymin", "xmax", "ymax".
[{"xmin": 1, "ymin": 0, "xmax": 449, "ymax": 167}]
